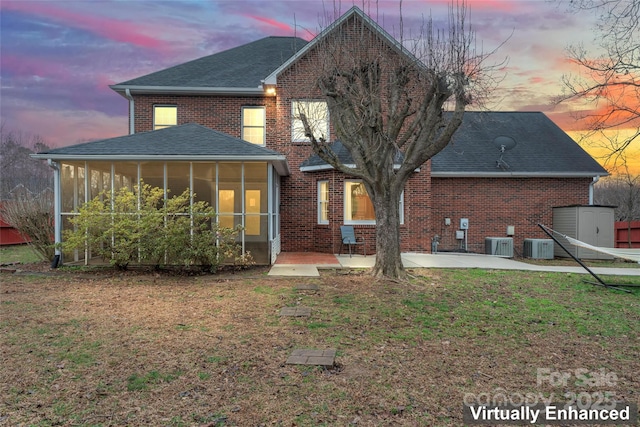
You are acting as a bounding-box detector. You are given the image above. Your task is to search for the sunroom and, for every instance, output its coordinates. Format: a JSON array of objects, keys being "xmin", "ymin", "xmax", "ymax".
[{"xmin": 33, "ymin": 124, "xmax": 288, "ymax": 266}]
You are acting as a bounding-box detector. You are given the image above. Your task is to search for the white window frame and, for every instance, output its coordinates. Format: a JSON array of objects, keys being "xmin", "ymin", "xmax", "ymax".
[
  {"xmin": 242, "ymin": 106, "xmax": 266, "ymax": 146},
  {"xmin": 317, "ymin": 180, "xmax": 329, "ymax": 224},
  {"xmin": 153, "ymin": 105, "xmax": 177, "ymax": 130},
  {"xmin": 292, "ymin": 100, "xmax": 329, "ymax": 143},
  {"xmin": 344, "ymin": 180, "xmax": 404, "ymax": 225}
]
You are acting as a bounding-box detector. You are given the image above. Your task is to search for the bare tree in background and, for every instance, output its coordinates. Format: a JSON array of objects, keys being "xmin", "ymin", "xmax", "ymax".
[
  {"xmin": 594, "ymin": 153, "xmax": 640, "ymax": 247},
  {"xmin": 559, "ymin": 0, "xmax": 639, "ymax": 168},
  {"xmin": 0, "ymin": 123, "xmax": 53, "ymax": 199},
  {"xmin": 294, "ymin": 2, "xmax": 503, "ymax": 279}
]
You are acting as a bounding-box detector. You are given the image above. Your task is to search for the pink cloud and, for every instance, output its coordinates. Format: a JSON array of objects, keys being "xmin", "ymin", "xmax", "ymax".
[
  {"xmin": 2, "ymin": 54, "xmax": 70, "ymax": 82},
  {"xmin": 244, "ymin": 14, "xmax": 293, "ymax": 34},
  {"xmin": 1, "ymin": 2, "xmax": 163, "ymax": 50}
]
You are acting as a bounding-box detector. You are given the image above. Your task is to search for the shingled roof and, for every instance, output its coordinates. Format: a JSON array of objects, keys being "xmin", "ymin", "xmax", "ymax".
[
  {"xmin": 433, "ymin": 112, "xmax": 607, "ymax": 177},
  {"xmin": 33, "ymin": 124, "xmax": 289, "ymax": 175},
  {"xmin": 111, "ymin": 36, "xmax": 308, "ymax": 96},
  {"xmin": 300, "ymin": 112, "xmax": 607, "ymax": 177}
]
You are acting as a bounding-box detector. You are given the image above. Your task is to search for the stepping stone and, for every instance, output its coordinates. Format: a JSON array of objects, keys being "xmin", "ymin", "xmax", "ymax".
[
  {"xmin": 286, "ymin": 349, "xmax": 336, "ymax": 367},
  {"xmin": 295, "ymin": 283, "xmax": 319, "ymax": 291},
  {"xmin": 279, "ymin": 306, "xmax": 312, "ymax": 317}
]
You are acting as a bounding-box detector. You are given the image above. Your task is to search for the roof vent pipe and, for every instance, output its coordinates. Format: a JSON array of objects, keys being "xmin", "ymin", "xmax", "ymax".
[{"xmin": 125, "ymin": 88, "xmax": 135, "ymax": 135}]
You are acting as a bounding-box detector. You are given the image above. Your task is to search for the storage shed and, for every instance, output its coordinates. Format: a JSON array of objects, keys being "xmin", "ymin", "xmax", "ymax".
[{"xmin": 552, "ymin": 205, "xmax": 615, "ymax": 259}]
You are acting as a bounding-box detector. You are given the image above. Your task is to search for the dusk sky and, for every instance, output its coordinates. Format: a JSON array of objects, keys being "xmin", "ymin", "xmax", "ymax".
[{"xmin": 1, "ymin": 0, "xmax": 636, "ymax": 171}]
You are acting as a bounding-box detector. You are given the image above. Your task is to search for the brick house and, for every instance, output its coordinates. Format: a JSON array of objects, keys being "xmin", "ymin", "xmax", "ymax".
[{"xmin": 35, "ymin": 7, "xmax": 607, "ymax": 265}]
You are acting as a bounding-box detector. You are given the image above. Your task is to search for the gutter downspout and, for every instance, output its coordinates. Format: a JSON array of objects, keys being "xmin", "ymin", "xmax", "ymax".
[
  {"xmin": 125, "ymin": 88, "xmax": 135, "ymax": 134},
  {"xmin": 48, "ymin": 159, "xmax": 62, "ymax": 267},
  {"xmin": 589, "ymin": 176, "xmax": 599, "ymax": 205}
]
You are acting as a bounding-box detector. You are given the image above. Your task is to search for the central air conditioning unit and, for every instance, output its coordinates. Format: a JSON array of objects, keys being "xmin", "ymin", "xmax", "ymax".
[
  {"xmin": 485, "ymin": 237, "xmax": 514, "ymax": 257},
  {"xmin": 523, "ymin": 238, "xmax": 554, "ymax": 259}
]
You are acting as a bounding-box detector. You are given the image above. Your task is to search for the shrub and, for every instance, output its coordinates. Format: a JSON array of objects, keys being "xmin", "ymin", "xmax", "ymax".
[
  {"xmin": 0, "ymin": 193, "xmax": 55, "ymax": 261},
  {"xmin": 62, "ymin": 183, "xmax": 251, "ymax": 271}
]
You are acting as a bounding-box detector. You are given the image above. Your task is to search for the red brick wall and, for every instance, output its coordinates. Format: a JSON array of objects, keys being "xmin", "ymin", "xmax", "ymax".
[{"xmin": 430, "ymin": 177, "xmax": 591, "ymax": 254}]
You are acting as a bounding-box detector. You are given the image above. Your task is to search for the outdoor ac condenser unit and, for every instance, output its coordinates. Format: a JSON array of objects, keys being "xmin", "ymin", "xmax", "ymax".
[
  {"xmin": 485, "ymin": 237, "xmax": 514, "ymax": 257},
  {"xmin": 523, "ymin": 238, "xmax": 554, "ymax": 259}
]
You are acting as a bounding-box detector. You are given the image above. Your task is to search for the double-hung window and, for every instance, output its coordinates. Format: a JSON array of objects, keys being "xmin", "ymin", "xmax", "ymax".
[
  {"xmin": 292, "ymin": 100, "xmax": 329, "ymax": 143},
  {"xmin": 344, "ymin": 180, "xmax": 404, "ymax": 225},
  {"xmin": 318, "ymin": 180, "xmax": 329, "ymax": 224},
  {"xmin": 242, "ymin": 106, "xmax": 266, "ymax": 145},
  {"xmin": 154, "ymin": 105, "xmax": 177, "ymax": 130}
]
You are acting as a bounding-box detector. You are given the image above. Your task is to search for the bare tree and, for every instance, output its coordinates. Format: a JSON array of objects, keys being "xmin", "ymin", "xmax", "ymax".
[
  {"xmin": 559, "ymin": 0, "xmax": 639, "ymax": 168},
  {"xmin": 295, "ymin": 2, "xmax": 503, "ymax": 279},
  {"xmin": 0, "ymin": 123, "xmax": 53, "ymax": 199},
  {"xmin": 594, "ymin": 153, "xmax": 640, "ymax": 247}
]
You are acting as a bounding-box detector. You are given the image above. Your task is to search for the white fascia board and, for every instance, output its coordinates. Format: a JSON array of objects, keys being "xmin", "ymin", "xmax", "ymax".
[
  {"xmin": 110, "ymin": 85, "xmax": 264, "ymax": 97},
  {"xmin": 263, "ymin": 7, "xmax": 416, "ymax": 86},
  {"xmin": 31, "ymin": 154, "xmax": 290, "ymax": 176},
  {"xmin": 431, "ymin": 171, "xmax": 610, "ymax": 178}
]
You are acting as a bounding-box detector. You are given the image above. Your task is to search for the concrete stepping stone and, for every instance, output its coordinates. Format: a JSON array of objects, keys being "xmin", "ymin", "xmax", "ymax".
[
  {"xmin": 279, "ymin": 306, "xmax": 312, "ymax": 317},
  {"xmin": 295, "ymin": 283, "xmax": 319, "ymax": 291},
  {"xmin": 286, "ymin": 349, "xmax": 336, "ymax": 367}
]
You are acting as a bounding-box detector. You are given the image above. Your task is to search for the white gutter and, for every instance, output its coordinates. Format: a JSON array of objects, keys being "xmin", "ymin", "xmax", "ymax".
[
  {"xmin": 431, "ymin": 172, "xmax": 610, "ymax": 178},
  {"xmin": 125, "ymin": 88, "xmax": 135, "ymax": 135},
  {"xmin": 589, "ymin": 175, "xmax": 600, "ymax": 204},
  {"xmin": 47, "ymin": 160, "xmax": 62, "ymax": 266},
  {"xmin": 110, "ymin": 85, "xmax": 264, "ymax": 97},
  {"xmin": 33, "ymin": 154, "xmax": 290, "ymax": 176}
]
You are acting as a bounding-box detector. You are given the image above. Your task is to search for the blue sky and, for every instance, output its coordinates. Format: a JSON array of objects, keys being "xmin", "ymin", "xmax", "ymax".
[{"xmin": 1, "ymin": 0, "xmax": 602, "ymax": 148}]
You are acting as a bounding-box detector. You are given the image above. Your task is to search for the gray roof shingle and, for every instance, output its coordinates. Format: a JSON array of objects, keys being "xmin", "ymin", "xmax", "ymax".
[
  {"xmin": 115, "ymin": 36, "xmax": 308, "ymax": 89},
  {"xmin": 433, "ymin": 112, "xmax": 607, "ymax": 176},
  {"xmin": 300, "ymin": 112, "xmax": 607, "ymax": 177},
  {"xmin": 33, "ymin": 124, "xmax": 288, "ymax": 174}
]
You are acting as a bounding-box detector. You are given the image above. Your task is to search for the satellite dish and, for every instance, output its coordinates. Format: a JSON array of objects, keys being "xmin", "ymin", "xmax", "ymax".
[
  {"xmin": 493, "ymin": 136, "xmax": 517, "ymax": 169},
  {"xmin": 493, "ymin": 136, "xmax": 517, "ymax": 153}
]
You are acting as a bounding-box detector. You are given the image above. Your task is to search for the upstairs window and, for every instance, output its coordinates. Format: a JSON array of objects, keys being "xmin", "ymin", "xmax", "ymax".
[
  {"xmin": 154, "ymin": 106, "xmax": 177, "ymax": 130},
  {"xmin": 242, "ymin": 106, "xmax": 266, "ymax": 145},
  {"xmin": 292, "ymin": 100, "xmax": 329, "ymax": 143}
]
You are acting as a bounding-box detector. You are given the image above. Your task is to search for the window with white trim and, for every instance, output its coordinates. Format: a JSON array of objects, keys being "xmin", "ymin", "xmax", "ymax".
[
  {"xmin": 318, "ymin": 180, "xmax": 329, "ymax": 224},
  {"xmin": 292, "ymin": 100, "xmax": 329, "ymax": 143},
  {"xmin": 154, "ymin": 105, "xmax": 177, "ymax": 130},
  {"xmin": 242, "ymin": 106, "xmax": 266, "ymax": 145},
  {"xmin": 344, "ymin": 180, "xmax": 404, "ymax": 225}
]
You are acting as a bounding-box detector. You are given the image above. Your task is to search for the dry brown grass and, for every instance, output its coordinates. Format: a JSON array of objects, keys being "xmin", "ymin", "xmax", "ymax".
[{"xmin": 1, "ymin": 265, "xmax": 639, "ymax": 426}]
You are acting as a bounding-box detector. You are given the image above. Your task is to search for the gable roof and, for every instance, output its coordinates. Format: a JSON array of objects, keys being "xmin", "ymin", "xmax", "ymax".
[
  {"xmin": 263, "ymin": 6, "xmax": 416, "ymax": 86},
  {"xmin": 299, "ymin": 112, "xmax": 607, "ymax": 177},
  {"xmin": 32, "ymin": 124, "xmax": 289, "ymax": 175},
  {"xmin": 110, "ymin": 36, "xmax": 308, "ymax": 97}
]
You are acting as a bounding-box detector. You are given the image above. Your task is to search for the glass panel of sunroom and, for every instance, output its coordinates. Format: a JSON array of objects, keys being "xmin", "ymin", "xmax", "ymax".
[
  {"xmin": 88, "ymin": 162, "xmax": 112, "ymax": 200},
  {"xmin": 218, "ymin": 163, "xmax": 242, "ymax": 230},
  {"xmin": 166, "ymin": 163, "xmax": 190, "ymax": 200},
  {"xmin": 192, "ymin": 163, "xmax": 215, "ymax": 207},
  {"xmin": 113, "ymin": 162, "xmax": 138, "ymax": 191},
  {"xmin": 140, "ymin": 162, "xmax": 164, "ymax": 190}
]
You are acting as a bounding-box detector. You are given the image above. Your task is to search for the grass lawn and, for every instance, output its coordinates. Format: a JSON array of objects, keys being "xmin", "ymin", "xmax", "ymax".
[
  {"xmin": 0, "ymin": 244, "xmax": 43, "ymax": 265},
  {"xmin": 1, "ymin": 267, "xmax": 638, "ymax": 426}
]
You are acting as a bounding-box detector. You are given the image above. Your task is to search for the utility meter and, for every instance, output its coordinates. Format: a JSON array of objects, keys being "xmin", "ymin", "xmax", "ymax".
[{"xmin": 460, "ymin": 218, "xmax": 469, "ymax": 230}]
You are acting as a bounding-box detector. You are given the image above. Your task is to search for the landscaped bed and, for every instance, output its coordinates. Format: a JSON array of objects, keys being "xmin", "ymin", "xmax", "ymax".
[{"xmin": 1, "ymin": 265, "xmax": 639, "ymax": 426}]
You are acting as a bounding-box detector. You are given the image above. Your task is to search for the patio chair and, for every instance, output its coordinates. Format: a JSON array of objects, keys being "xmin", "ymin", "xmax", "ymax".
[{"xmin": 340, "ymin": 225, "xmax": 366, "ymax": 257}]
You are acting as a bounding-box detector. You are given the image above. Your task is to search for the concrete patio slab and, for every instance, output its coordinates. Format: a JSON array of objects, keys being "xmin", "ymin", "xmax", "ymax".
[
  {"xmin": 268, "ymin": 252, "xmax": 639, "ymax": 277},
  {"xmin": 286, "ymin": 349, "xmax": 336, "ymax": 367},
  {"xmin": 279, "ymin": 306, "xmax": 312, "ymax": 317},
  {"xmin": 267, "ymin": 264, "xmax": 319, "ymax": 277}
]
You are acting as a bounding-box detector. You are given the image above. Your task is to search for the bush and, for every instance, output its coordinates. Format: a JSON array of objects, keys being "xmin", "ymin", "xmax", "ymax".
[
  {"xmin": 0, "ymin": 193, "xmax": 55, "ymax": 261},
  {"xmin": 62, "ymin": 183, "xmax": 252, "ymax": 271}
]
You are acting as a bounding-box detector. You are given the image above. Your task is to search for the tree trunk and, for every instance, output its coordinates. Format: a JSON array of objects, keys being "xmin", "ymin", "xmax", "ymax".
[{"xmin": 370, "ymin": 186, "xmax": 405, "ymax": 279}]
